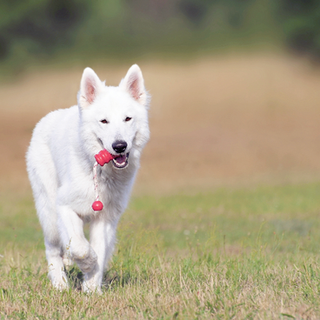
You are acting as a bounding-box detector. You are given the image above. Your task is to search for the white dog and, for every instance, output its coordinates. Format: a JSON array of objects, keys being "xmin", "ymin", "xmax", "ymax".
[{"xmin": 26, "ymin": 65, "xmax": 150, "ymax": 293}]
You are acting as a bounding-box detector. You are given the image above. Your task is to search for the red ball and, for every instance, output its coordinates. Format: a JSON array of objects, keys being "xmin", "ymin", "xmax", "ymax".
[{"xmin": 92, "ymin": 201, "xmax": 103, "ymax": 211}]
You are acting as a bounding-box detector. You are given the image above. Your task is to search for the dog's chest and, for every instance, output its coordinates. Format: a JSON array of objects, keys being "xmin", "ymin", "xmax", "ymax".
[{"xmin": 70, "ymin": 168, "xmax": 135, "ymax": 219}]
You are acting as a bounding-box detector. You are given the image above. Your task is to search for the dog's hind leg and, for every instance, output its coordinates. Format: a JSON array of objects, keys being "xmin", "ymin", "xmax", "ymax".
[
  {"xmin": 27, "ymin": 149, "xmax": 69, "ymax": 290},
  {"xmin": 31, "ymin": 189, "xmax": 69, "ymax": 289},
  {"xmin": 35, "ymin": 189, "xmax": 69, "ymax": 290}
]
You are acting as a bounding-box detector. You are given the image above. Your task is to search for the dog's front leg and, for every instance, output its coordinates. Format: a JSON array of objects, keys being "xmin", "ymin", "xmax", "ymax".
[
  {"xmin": 82, "ymin": 216, "xmax": 118, "ymax": 293},
  {"xmin": 57, "ymin": 205, "xmax": 97, "ymax": 274}
]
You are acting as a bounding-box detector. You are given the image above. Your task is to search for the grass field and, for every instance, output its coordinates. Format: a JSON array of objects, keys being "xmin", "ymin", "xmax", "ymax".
[
  {"xmin": 1, "ymin": 52, "xmax": 320, "ymax": 319},
  {"xmin": 2, "ymin": 184, "xmax": 320, "ymax": 319}
]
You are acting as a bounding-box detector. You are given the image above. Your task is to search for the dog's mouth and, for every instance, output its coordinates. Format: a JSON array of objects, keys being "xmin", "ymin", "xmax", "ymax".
[{"xmin": 112, "ymin": 153, "xmax": 129, "ymax": 169}]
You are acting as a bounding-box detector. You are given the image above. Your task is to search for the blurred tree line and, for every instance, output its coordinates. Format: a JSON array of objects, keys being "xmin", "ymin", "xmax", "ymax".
[
  {"xmin": 278, "ymin": 0, "xmax": 320, "ymax": 57},
  {"xmin": 0, "ymin": 0, "xmax": 318, "ymax": 64}
]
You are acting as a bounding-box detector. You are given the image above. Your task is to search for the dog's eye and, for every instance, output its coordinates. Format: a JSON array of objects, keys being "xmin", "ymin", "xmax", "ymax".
[
  {"xmin": 100, "ymin": 119, "xmax": 109, "ymax": 124},
  {"xmin": 125, "ymin": 117, "xmax": 132, "ymax": 122}
]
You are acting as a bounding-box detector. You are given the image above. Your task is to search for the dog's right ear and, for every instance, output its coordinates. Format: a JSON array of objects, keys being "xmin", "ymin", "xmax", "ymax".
[{"xmin": 79, "ymin": 68, "xmax": 102, "ymax": 108}]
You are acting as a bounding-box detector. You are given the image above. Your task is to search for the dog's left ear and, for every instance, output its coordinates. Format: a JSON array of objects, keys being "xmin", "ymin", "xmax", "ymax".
[{"xmin": 120, "ymin": 64, "xmax": 149, "ymax": 107}]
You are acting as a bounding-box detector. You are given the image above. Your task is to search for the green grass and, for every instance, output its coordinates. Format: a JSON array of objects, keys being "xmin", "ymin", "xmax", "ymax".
[{"xmin": 1, "ymin": 183, "xmax": 320, "ymax": 319}]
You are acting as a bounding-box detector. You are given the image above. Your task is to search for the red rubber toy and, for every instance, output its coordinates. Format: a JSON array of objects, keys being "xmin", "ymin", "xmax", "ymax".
[
  {"xmin": 92, "ymin": 149, "xmax": 115, "ymax": 211},
  {"xmin": 95, "ymin": 149, "xmax": 115, "ymax": 166},
  {"xmin": 92, "ymin": 200, "xmax": 103, "ymax": 211}
]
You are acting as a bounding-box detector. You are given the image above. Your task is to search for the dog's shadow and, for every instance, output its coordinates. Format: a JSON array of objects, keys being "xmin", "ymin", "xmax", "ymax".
[
  {"xmin": 65, "ymin": 266, "xmax": 134, "ymax": 292},
  {"xmin": 65, "ymin": 266, "xmax": 83, "ymax": 291}
]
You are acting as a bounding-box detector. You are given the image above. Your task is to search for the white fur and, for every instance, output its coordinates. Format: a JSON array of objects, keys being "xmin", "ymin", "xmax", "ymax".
[{"xmin": 26, "ymin": 65, "xmax": 150, "ymax": 293}]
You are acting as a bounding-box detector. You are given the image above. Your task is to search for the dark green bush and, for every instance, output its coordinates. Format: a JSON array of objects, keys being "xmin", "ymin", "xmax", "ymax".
[{"xmin": 278, "ymin": 0, "xmax": 320, "ymax": 57}]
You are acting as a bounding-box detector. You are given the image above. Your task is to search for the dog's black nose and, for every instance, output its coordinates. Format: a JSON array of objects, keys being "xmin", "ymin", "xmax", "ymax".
[{"xmin": 112, "ymin": 140, "xmax": 127, "ymax": 153}]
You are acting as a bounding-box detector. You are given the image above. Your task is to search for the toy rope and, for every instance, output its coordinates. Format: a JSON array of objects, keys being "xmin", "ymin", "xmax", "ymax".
[{"xmin": 93, "ymin": 162, "xmax": 100, "ymax": 202}]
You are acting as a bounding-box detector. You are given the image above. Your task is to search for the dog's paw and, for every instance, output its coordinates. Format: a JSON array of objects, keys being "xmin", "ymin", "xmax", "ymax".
[
  {"xmin": 74, "ymin": 246, "xmax": 98, "ymax": 274},
  {"xmin": 52, "ymin": 278, "xmax": 69, "ymax": 291},
  {"xmin": 48, "ymin": 268, "xmax": 69, "ymax": 291},
  {"xmin": 82, "ymin": 280, "xmax": 102, "ymax": 295}
]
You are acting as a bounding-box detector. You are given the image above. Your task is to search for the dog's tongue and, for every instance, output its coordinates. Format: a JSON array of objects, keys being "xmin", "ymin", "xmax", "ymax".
[{"xmin": 114, "ymin": 154, "xmax": 126, "ymax": 165}]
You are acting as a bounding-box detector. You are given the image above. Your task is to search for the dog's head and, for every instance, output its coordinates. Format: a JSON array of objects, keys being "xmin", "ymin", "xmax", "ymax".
[{"xmin": 78, "ymin": 65, "xmax": 150, "ymax": 169}]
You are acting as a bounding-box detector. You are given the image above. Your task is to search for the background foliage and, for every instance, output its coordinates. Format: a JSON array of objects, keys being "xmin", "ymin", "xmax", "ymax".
[
  {"xmin": 1, "ymin": 0, "xmax": 314, "ymax": 66},
  {"xmin": 278, "ymin": 0, "xmax": 320, "ymax": 57}
]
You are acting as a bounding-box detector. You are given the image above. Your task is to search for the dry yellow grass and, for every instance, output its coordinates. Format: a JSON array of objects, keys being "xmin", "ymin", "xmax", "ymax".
[{"xmin": 1, "ymin": 52, "xmax": 320, "ymax": 194}]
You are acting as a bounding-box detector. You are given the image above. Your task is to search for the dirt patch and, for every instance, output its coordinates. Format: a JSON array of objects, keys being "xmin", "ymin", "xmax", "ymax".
[{"xmin": 1, "ymin": 52, "xmax": 320, "ymax": 195}]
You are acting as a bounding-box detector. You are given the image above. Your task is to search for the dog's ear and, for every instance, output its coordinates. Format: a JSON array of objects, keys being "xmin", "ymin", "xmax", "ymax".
[
  {"xmin": 79, "ymin": 68, "xmax": 102, "ymax": 108},
  {"xmin": 120, "ymin": 64, "xmax": 149, "ymax": 107}
]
